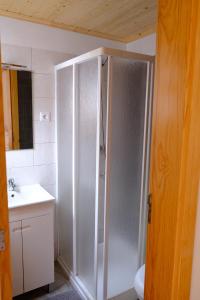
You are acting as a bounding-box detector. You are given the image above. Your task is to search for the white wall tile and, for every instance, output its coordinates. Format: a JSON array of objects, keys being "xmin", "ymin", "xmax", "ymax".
[
  {"xmin": 6, "ymin": 168, "xmax": 12, "ymax": 180},
  {"xmin": 1, "ymin": 44, "xmax": 32, "ymax": 69},
  {"xmin": 33, "ymin": 121, "xmax": 55, "ymax": 143},
  {"xmin": 32, "ymin": 48, "xmax": 72, "ymax": 74},
  {"xmin": 11, "ymin": 166, "xmax": 36, "ymax": 186},
  {"xmin": 6, "ymin": 150, "xmax": 33, "ymax": 168},
  {"xmin": 32, "ymin": 73, "xmax": 54, "ymax": 98},
  {"xmin": 10, "ymin": 164, "xmax": 56, "ymax": 186},
  {"xmin": 34, "ymin": 164, "xmax": 56, "ymax": 186},
  {"xmin": 33, "ymin": 143, "xmax": 55, "ymax": 165},
  {"xmin": 4, "ymin": 44, "xmax": 59, "ymax": 195},
  {"xmin": 33, "ymin": 98, "xmax": 55, "ymax": 121}
]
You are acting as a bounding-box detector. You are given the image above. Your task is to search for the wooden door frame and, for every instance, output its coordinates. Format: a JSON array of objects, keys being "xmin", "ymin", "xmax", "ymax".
[
  {"xmin": 145, "ymin": 0, "xmax": 200, "ymax": 299},
  {"xmin": 0, "ymin": 49, "xmax": 12, "ymax": 299}
]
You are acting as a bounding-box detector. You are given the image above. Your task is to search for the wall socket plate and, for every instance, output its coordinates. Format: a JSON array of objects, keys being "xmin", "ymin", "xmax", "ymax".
[
  {"xmin": 40, "ymin": 112, "xmax": 51, "ymax": 122},
  {"xmin": 0, "ymin": 230, "xmax": 5, "ymax": 251}
]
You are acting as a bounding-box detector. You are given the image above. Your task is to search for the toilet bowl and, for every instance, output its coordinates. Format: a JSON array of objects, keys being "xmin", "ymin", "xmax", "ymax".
[{"xmin": 134, "ymin": 264, "xmax": 145, "ymax": 300}]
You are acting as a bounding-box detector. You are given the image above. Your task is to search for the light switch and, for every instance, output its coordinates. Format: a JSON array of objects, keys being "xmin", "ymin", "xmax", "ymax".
[{"xmin": 40, "ymin": 112, "xmax": 51, "ymax": 122}]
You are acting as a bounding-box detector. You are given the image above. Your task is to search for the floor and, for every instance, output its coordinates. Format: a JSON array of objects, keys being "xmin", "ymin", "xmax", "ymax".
[
  {"xmin": 14, "ymin": 261, "xmax": 138, "ymax": 300},
  {"xmin": 111, "ymin": 289, "xmax": 138, "ymax": 300},
  {"xmin": 14, "ymin": 262, "xmax": 76, "ymax": 300}
]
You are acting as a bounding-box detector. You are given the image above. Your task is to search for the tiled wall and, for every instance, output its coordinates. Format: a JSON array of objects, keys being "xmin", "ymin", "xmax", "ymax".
[{"xmin": 2, "ymin": 44, "xmax": 71, "ymax": 197}]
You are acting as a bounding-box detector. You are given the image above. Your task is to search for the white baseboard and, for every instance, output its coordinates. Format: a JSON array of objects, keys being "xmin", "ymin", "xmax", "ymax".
[{"xmin": 57, "ymin": 256, "xmax": 95, "ymax": 300}]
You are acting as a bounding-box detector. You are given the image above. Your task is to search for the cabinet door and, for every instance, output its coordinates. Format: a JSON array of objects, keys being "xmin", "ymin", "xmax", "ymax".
[
  {"xmin": 9, "ymin": 221, "xmax": 23, "ymax": 297},
  {"xmin": 22, "ymin": 214, "xmax": 54, "ymax": 292}
]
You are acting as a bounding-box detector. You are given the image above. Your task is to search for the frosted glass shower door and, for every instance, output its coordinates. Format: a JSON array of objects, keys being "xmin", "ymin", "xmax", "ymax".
[
  {"xmin": 105, "ymin": 57, "xmax": 150, "ymax": 299},
  {"xmin": 57, "ymin": 66, "xmax": 73, "ymax": 270},
  {"xmin": 76, "ymin": 58, "xmax": 100, "ymax": 298}
]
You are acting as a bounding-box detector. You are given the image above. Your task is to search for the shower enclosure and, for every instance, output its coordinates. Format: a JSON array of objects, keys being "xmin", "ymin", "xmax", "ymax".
[{"xmin": 55, "ymin": 48, "xmax": 154, "ymax": 300}]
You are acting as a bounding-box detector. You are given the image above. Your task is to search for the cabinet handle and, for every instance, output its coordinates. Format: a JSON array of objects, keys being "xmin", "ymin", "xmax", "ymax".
[
  {"xmin": 21, "ymin": 225, "xmax": 31, "ymax": 231},
  {"xmin": 12, "ymin": 227, "xmax": 21, "ymax": 233}
]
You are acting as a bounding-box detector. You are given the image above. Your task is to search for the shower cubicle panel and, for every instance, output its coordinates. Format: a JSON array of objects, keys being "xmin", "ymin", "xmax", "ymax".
[
  {"xmin": 105, "ymin": 57, "xmax": 149, "ymax": 299},
  {"xmin": 57, "ymin": 66, "xmax": 73, "ymax": 270},
  {"xmin": 76, "ymin": 58, "xmax": 100, "ymax": 298},
  {"xmin": 56, "ymin": 48, "xmax": 153, "ymax": 300}
]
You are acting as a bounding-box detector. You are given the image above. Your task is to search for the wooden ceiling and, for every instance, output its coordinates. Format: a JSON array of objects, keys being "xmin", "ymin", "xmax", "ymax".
[{"xmin": 0, "ymin": 0, "xmax": 157, "ymax": 43}]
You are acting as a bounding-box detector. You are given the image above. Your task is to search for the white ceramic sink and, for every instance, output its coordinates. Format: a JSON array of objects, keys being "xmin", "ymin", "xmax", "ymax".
[
  {"xmin": 8, "ymin": 184, "xmax": 54, "ymax": 209},
  {"xmin": 8, "ymin": 190, "xmax": 22, "ymax": 204}
]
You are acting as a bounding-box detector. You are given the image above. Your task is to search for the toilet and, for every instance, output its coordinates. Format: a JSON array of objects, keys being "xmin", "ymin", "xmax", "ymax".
[{"xmin": 134, "ymin": 264, "xmax": 145, "ymax": 300}]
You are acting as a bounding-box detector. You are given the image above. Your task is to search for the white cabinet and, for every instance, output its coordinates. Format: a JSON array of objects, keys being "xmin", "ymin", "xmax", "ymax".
[
  {"xmin": 9, "ymin": 201, "xmax": 54, "ymax": 297},
  {"xmin": 23, "ymin": 214, "xmax": 54, "ymax": 292},
  {"xmin": 9, "ymin": 221, "xmax": 23, "ymax": 296}
]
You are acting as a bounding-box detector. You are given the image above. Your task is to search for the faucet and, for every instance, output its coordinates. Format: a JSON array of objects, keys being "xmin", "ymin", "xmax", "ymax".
[{"xmin": 8, "ymin": 178, "xmax": 15, "ymax": 191}]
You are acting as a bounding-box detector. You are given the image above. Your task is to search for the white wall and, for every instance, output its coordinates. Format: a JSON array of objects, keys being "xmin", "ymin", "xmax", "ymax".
[
  {"xmin": 3, "ymin": 44, "xmax": 71, "ymax": 197},
  {"xmin": 0, "ymin": 16, "xmax": 125, "ymax": 55},
  {"xmin": 126, "ymin": 33, "xmax": 156, "ymax": 55},
  {"xmin": 1, "ymin": 16, "xmax": 125, "ymax": 197}
]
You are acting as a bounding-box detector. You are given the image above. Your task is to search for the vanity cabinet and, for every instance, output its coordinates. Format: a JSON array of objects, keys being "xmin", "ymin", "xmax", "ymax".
[
  {"xmin": 9, "ymin": 201, "xmax": 54, "ymax": 297},
  {"xmin": 9, "ymin": 221, "xmax": 23, "ymax": 296}
]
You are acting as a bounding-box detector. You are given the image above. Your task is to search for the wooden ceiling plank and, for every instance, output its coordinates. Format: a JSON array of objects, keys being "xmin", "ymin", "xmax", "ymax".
[
  {"xmin": 0, "ymin": 8, "xmax": 127, "ymax": 42},
  {"xmin": 0, "ymin": 0, "xmax": 157, "ymax": 43},
  {"xmin": 58, "ymin": 0, "xmax": 153, "ymax": 32},
  {"xmin": 52, "ymin": 0, "xmax": 104, "ymax": 24},
  {"xmin": 49, "ymin": 1, "xmax": 85, "ymax": 21},
  {"xmin": 124, "ymin": 26, "xmax": 156, "ymax": 42},
  {"xmin": 51, "ymin": 0, "xmax": 156, "ymax": 40},
  {"xmin": 92, "ymin": 5, "xmax": 156, "ymax": 36},
  {"xmin": 59, "ymin": 0, "xmax": 133, "ymax": 26},
  {"xmin": 0, "ymin": 0, "xmax": 15, "ymax": 11}
]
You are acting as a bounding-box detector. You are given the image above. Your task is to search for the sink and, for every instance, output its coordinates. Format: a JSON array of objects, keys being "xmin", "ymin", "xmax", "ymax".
[
  {"xmin": 7, "ymin": 184, "xmax": 54, "ymax": 209},
  {"xmin": 8, "ymin": 190, "xmax": 22, "ymax": 204}
]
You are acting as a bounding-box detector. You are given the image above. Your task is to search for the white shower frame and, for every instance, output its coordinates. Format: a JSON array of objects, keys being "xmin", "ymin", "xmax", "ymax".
[{"xmin": 55, "ymin": 48, "xmax": 154, "ymax": 300}]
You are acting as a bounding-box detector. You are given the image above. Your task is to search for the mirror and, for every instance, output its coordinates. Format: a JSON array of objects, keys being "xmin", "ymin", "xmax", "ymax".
[{"xmin": 2, "ymin": 69, "xmax": 33, "ymax": 151}]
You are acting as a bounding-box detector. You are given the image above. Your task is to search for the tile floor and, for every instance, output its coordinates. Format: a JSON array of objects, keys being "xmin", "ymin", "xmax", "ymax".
[
  {"xmin": 111, "ymin": 289, "xmax": 138, "ymax": 300},
  {"xmin": 14, "ymin": 262, "xmax": 138, "ymax": 300}
]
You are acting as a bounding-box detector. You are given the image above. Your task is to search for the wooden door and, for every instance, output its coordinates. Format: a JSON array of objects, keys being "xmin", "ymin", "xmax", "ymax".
[
  {"xmin": 22, "ymin": 214, "xmax": 54, "ymax": 292},
  {"xmin": 145, "ymin": 0, "xmax": 200, "ymax": 299},
  {"xmin": 0, "ymin": 53, "xmax": 12, "ymax": 298}
]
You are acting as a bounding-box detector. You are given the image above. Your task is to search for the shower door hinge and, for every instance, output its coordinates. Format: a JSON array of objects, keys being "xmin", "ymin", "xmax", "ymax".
[
  {"xmin": 0, "ymin": 230, "xmax": 5, "ymax": 251},
  {"xmin": 147, "ymin": 194, "xmax": 152, "ymax": 224}
]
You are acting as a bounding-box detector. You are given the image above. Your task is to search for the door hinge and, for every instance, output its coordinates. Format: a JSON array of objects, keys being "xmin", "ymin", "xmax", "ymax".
[
  {"xmin": 148, "ymin": 193, "xmax": 152, "ymax": 224},
  {"xmin": 0, "ymin": 230, "xmax": 5, "ymax": 251}
]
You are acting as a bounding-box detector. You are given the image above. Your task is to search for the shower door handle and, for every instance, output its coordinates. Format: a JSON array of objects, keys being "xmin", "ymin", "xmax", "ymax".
[{"xmin": 148, "ymin": 193, "xmax": 152, "ymax": 224}]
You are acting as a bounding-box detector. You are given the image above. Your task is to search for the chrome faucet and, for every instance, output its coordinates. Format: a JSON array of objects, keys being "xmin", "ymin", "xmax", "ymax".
[{"xmin": 8, "ymin": 178, "xmax": 15, "ymax": 191}]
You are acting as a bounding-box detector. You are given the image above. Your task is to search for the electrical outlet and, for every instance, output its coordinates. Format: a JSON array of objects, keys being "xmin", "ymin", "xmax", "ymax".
[{"xmin": 40, "ymin": 112, "xmax": 51, "ymax": 122}]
